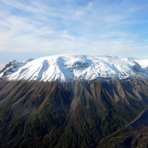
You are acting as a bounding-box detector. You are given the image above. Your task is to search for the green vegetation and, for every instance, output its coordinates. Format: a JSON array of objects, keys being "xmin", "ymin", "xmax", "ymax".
[{"xmin": 0, "ymin": 79, "xmax": 148, "ymax": 148}]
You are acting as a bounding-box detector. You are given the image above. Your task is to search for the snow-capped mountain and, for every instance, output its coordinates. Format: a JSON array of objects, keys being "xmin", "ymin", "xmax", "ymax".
[
  {"xmin": 1, "ymin": 54, "xmax": 148, "ymax": 148},
  {"xmin": 0, "ymin": 54, "xmax": 148, "ymax": 82}
]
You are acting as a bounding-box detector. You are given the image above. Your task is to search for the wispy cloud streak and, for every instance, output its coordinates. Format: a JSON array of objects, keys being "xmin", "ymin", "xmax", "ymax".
[{"xmin": 0, "ymin": 0, "xmax": 148, "ymax": 67}]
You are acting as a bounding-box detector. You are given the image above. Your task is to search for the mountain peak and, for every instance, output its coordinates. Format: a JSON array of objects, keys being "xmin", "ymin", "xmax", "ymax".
[{"xmin": 0, "ymin": 54, "xmax": 148, "ymax": 82}]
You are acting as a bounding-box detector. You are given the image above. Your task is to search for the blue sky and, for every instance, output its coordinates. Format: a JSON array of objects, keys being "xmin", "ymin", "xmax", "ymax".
[{"xmin": 0, "ymin": 0, "xmax": 148, "ymax": 68}]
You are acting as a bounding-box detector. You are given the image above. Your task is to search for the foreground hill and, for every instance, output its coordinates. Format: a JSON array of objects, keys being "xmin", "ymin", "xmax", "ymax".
[
  {"xmin": 98, "ymin": 108, "xmax": 148, "ymax": 148},
  {"xmin": 0, "ymin": 54, "xmax": 148, "ymax": 148}
]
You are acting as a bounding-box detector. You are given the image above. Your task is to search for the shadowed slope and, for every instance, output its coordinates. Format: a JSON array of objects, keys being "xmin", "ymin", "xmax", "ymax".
[{"xmin": 0, "ymin": 78, "xmax": 148, "ymax": 148}]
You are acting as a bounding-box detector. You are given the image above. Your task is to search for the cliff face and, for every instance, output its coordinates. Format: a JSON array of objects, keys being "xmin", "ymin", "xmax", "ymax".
[{"xmin": 0, "ymin": 78, "xmax": 148, "ymax": 148}]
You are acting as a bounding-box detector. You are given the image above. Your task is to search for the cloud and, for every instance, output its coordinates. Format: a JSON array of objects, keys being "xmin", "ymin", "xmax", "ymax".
[{"xmin": 0, "ymin": 0, "xmax": 148, "ymax": 66}]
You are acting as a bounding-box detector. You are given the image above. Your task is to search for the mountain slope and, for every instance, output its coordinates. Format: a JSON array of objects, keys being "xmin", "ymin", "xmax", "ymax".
[
  {"xmin": 98, "ymin": 109, "xmax": 148, "ymax": 148},
  {"xmin": 0, "ymin": 77, "xmax": 148, "ymax": 148},
  {"xmin": 0, "ymin": 54, "xmax": 148, "ymax": 82}
]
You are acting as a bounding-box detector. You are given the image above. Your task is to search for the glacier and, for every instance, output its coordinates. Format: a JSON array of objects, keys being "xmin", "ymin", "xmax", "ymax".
[{"xmin": 0, "ymin": 54, "xmax": 148, "ymax": 82}]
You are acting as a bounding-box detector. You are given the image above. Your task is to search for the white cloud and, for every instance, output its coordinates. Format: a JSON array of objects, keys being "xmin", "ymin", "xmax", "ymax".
[{"xmin": 0, "ymin": 0, "xmax": 148, "ymax": 65}]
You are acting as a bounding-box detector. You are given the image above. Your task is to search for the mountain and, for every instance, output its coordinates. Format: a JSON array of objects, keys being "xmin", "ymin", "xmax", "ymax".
[
  {"xmin": 0, "ymin": 54, "xmax": 148, "ymax": 82},
  {"xmin": 0, "ymin": 54, "xmax": 148, "ymax": 148}
]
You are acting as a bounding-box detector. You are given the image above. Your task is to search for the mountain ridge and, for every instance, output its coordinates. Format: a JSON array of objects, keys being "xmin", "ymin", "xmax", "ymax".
[{"xmin": 0, "ymin": 54, "xmax": 148, "ymax": 82}]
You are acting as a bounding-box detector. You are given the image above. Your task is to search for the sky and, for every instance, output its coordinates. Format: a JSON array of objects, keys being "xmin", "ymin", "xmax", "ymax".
[{"xmin": 0, "ymin": 0, "xmax": 148, "ymax": 68}]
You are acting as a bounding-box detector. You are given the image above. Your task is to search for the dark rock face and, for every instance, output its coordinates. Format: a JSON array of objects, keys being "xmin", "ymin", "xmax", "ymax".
[{"xmin": 0, "ymin": 78, "xmax": 148, "ymax": 148}]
